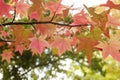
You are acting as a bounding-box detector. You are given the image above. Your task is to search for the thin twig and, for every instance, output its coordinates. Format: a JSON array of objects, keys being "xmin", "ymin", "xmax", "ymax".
[
  {"xmin": 12, "ymin": 6, "xmax": 16, "ymax": 23},
  {"xmin": 0, "ymin": 36, "xmax": 15, "ymax": 42},
  {"xmin": 50, "ymin": 3, "xmax": 60, "ymax": 21},
  {"xmin": 20, "ymin": 58, "xmax": 59, "ymax": 76}
]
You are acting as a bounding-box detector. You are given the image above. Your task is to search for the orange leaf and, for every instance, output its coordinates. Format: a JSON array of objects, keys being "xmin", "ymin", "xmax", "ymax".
[
  {"xmin": 77, "ymin": 37, "xmax": 98, "ymax": 62},
  {"xmin": 1, "ymin": 50, "xmax": 14, "ymax": 63},
  {"xmin": 28, "ymin": 0, "xmax": 45, "ymax": 20},
  {"xmin": 12, "ymin": 26, "xmax": 33, "ymax": 44}
]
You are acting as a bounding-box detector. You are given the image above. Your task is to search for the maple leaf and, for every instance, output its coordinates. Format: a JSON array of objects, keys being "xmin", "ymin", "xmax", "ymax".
[
  {"xmin": 15, "ymin": 45, "xmax": 25, "ymax": 55},
  {"xmin": 45, "ymin": 0, "xmax": 63, "ymax": 16},
  {"xmin": 1, "ymin": 50, "xmax": 14, "ymax": 63},
  {"xmin": 12, "ymin": 26, "xmax": 33, "ymax": 44},
  {"xmin": 35, "ymin": 24, "xmax": 55, "ymax": 36},
  {"xmin": 29, "ymin": 37, "xmax": 49, "ymax": 55},
  {"xmin": 1, "ymin": 31, "xmax": 9, "ymax": 38},
  {"xmin": 28, "ymin": 0, "xmax": 45, "ymax": 20},
  {"xmin": 77, "ymin": 36, "xmax": 98, "ymax": 62},
  {"xmin": 30, "ymin": 11, "xmax": 39, "ymax": 21},
  {"xmin": 72, "ymin": 9, "xmax": 89, "ymax": 25},
  {"xmin": 96, "ymin": 39, "xmax": 120, "ymax": 62},
  {"xmin": 106, "ymin": 14, "xmax": 120, "ymax": 27},
  {"xmin": 84, "ymin": 5, "xmax": 110, "ymax": 37},
  {"xmin": 51, "ymin": 37, "xmax": 71, "ymax": 56},
  {"xmin": 0, "ymin": 0, "xmax": 12, "ymax": 17},
  {"xmin": 15, "ymin": 0, "xmax": 30, "ymax": 17},
  {"xmin": 100, "ymin": 0, "xmax": 120, "ymax": 10}
]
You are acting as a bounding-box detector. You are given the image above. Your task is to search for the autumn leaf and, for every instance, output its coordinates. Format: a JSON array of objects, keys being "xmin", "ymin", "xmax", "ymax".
[
  {"xmin": 100, "ymin": 0, "xmax": 120, "ymax": 10},
  {"xmin": 11, "ymin": 0, "xmax": 18, "ymax": 3},
  {"xmin": 77, "ymin": 36, "xmax": 98, "ymax": 62},
  {"xmin": 1, "ymin": 50, "xmax": 14, "ymax": 63},
  {"xmin": 28, "ymin": 0, "xmax": 45, "ymax": 20},
  {"xmin": 90, "ymin": 27, "xmax": 102, "ymax": 40},
  {"xmin": 45, "ymin": 0, "xmax": 63, "ymax": 16},
  {"xmin": 72, "ymin": 9, "xmax": 89, "ymax": 25},
  {"xmin": 12, "ymin": 26, "xmax": 33, "ymax": 44},
  {"xmin": 29, "ymin": 37, "xmax": 49, "ymax": 55},
  {"xmin": 51, "ymin": 37, "xmax": 71, "ymax": 56},
  {"xmin": 1, "ymin": 31, "xmax": 9, "ymax": 38},
  {"xmin": 106, "ymin": 14, "xmax": 120, "ymax": 27},
  {"xmin": 96, "ymin": 39, "xmax": 120, "ymax": 62},
  {"xmin": 30, "ymin": 11, "xmax": 39, "ymax": 21},
  {"xmin": 35, "ymin": 24, "xmax": 55, "ymax": 36},
  {"xmin": 15, "ymin": 0, "xmax": 30, "ymax": 17},
  {"xmin": 84, "ymin": 5, "xmax": 109, "ymax": 37},
  {"xmin": 15, "ymin": 45, "xmax": 25, "ymax": 55},
  {"xmin": 0, "ymin": 0, "xmax": 12, "ymax": 17}
]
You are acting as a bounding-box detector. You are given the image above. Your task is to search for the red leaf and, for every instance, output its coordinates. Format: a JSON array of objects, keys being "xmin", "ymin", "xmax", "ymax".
[
  {"xmin": 1, "ymin": 31, "xmax": 9, "ymax": 38},
  {"xmin": 1, "ymin": 50, "xmax": 14, "ymax": 63},
  {"xmin": 35, "ymin": 24, "xmax": 55, "ymax": 36},
  {"xmin": 12, "ymin": 0, "xmax": 18, "ymax": 3},
  {"xmin": 0, "ymin": 0, "xmax": 12, "ymax": 17},
  {"xmin": 100, "ymin": 0, "xmax": 120, "ymax": 10},
  {"xmin": 15, "ymin": 0, "xmax": 30, "ymax": 17},
  {"xmin": 51, "ymin": 37, "xmax": 71, "ymax": 56},
  {"xmin": 72, "ymin": 9, "xmax": 89, "ymax": 25},
  {"xmin": 29, "ymin": 37, "xmax": 49, "ymax": 55},
  {"xmin": 45, "ymin": 0, "xmax": 63, "ymax": 16},
  {"xmin": 15, "ymin": 45, "xmax": 25, "ymax": 55},
  {"xmin": 30, "ymin": 11, "xmax": 39, "ymax": 21}
]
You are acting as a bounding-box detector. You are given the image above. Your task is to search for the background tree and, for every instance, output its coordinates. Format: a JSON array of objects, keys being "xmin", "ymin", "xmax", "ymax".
[{"xmin": 0, "ymin": 0, "xmax": 120, "ymax": 79}]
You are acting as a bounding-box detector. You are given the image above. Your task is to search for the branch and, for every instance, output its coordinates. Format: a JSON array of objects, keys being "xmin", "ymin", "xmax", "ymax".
[{"xmin": 2, "ymin": 21, "xmax": 90, "ymax": 27}]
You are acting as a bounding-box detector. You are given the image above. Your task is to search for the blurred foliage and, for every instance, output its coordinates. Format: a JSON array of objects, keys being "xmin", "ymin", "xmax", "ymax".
[{"xmin": 0, "ymin": 49, "xmax": 120, "ymax": 80}]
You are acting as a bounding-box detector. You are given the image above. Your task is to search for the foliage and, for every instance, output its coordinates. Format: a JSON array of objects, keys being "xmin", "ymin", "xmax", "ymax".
[{"xmin": 0, "ymin": 0, "xmax": 120, "ymax": 79}]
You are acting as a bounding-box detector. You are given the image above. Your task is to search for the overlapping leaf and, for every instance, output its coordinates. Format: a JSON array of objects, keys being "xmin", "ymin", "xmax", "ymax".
[
  {"xmin": 100, "ymin": 0, "xmax": 120, "ymax": 10},
  {"xmin": 96, "ymin": 34, "xmax": 120, "ymax": 62},
  {"xmin": 15, "ymin": 0, "xmax": 30, "ymax": 17},
  {"xmin": 29, "ymin": 37, "xmax": 49, "ymax": 55},
  {"xmin": 51, "ymin": 37, "xmax": 71, "ymax": 56},
  {"xmin": 0, "ymin": 0, "xmax": 12, "ymax": 17},
  {"xmin": 28, "ymin": 0, "xmax": 45, "ymax": 20}
]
